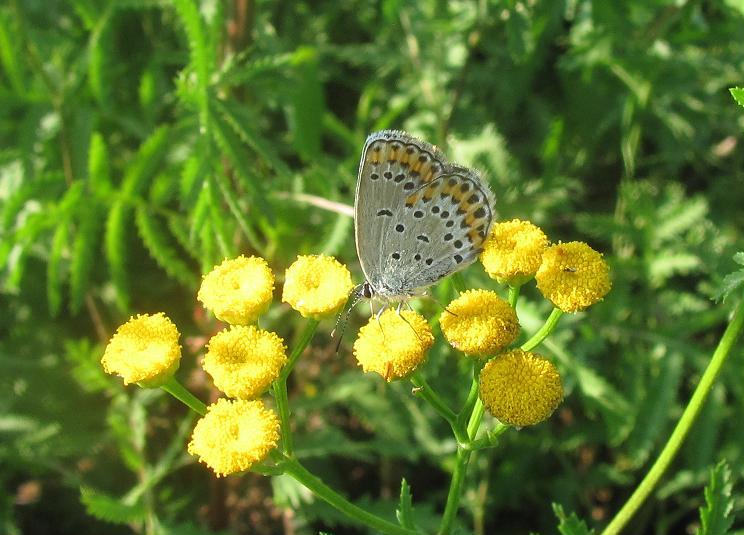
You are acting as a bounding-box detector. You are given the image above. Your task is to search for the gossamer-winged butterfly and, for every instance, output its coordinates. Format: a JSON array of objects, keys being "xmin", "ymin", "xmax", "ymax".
[{"xmin": 353, "ymin": 130, "xmax": 496, "ymax": 308}]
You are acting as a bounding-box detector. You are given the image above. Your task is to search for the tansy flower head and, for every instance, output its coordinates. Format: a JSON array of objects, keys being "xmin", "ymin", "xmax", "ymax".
[
  {"xmin": 282, "ymin": 254, "xmax": 354, "ymax": 319},
  {"xmin": 101, "ymin": 313, "xmax": 181, "ymax": 387},
  {"xmin": 197, "ymin": 255, "xmax": 274, "ymax": 325},
  {"xmin": 188, "ymin": 399, "xmax": 280, "ymax": 477},
  {"xmin": 203, "ymin": 325, "xmax": 287, "ymax": 400},
  {"xmin": 479, "ymin": 349, "xmax": 563, "ymax": 427},
  {"xmin": 480, "ymin": 219, "xmax": 548, "ymax": 284},
  {"xmin": 353, "ymin": 310, "xmax": 434, "ymax": 382},
  {"xmin": 535, "ymin": 241, "xmax": 611, "ymax": 312},
  {"xmin": 440, "ymin": 289, "xmax": 519, "ymax": 357}
]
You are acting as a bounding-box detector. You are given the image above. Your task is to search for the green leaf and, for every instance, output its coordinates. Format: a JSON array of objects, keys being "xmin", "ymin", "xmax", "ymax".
[
  {"xmin": 88, "ymin": 131, "xmax": 111, "ymax": 193},
  {"xmin": 134, "ymin": 206, "xmax": 197, "ymax": 287},
  {"xmin": 79, "ymin": 487, "xmax": 146, "ymax": 524},
  {"xmin": 105, "ymin": 201, "xmax": 130, "ymax": 310},
  {"xmin": 70, "ymin": 202, "xmax": 101, "ymax": 313},
  {"xmin": 0, "ymin": 8, "xmax": 26, "ymax": 94},
  {"xmin": 714, "ymin": 252, "xmax": 744, "ymax": 302},
  {"xmin": 552, "ymin": 503, "xmax": 595, "ymax": 535},
  {"xmin": 396, "ymin": 478, "xmax": 415, "ymax": 529},
  {"xmin": 730, "ymin": 87, "xmax": 744, "ymax": 108},
  {"xmin": 87, "ymin": 8, "xmax": 115, "ymax": 106},
  {"xmin": 47, "ymin": 223, "xmax": 69, "ymax": 316},
  {"xmin": 696, "ymin": 461, "xmax": 734, "ymax": 535},
  {"xmin": 289, "ymin": 46, "xmax": 325, "ymax": 161},
  {"xmin": 120, "ymin": 126, "xmax": 171, "ymax": 197}
]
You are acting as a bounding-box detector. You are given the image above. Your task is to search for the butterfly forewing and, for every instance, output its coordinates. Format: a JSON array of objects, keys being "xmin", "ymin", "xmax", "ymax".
[{"xmin": 354, "ymin": 130, "xmax": 495, "ymax": 298}]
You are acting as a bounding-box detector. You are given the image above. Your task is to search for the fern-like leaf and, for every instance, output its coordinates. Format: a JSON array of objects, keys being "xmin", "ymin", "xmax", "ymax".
[
  {"xmin": 87, "ymin": 8, "xmax": 115, "ymax": 106},
  {"xmin": 80, "ymin": 487, "xmax": 146, "ymax": 525},
  {"xmin": 105, "ymin": 200, "xmax": 130, "ymax": 310},
  {"xmin": 70, "ymin": 202, "xmax": 101, "ymax": 313},
  {"xmin": 88, "ymin": 131, "xmax": 112, "ymax": 193},
  {"xmin": 396, "ymin": 478, "xmax": 415, "ymax": 529},
  {"xmin": 121, "ymin": 126, "xmax": 171, "ymax": 196},
  {"xmin": 47, "ymin": 223, "xmax": 69, "ymax": 316},
  {"xmin": 715, "ymin": 252, "xmax": 744, "ymax": 303},
  {"xmin": 553, "ymin": 504, "xmax": 594, "ymax": 535},
  {"xmin": 134, "ymin": 206, "xmax": 197, "ymax": 287},
  {"xmin": 696, "ymin": 461, "xmax": 734, "ymax": 535},
  {"xmin": 730, "ymin": 87, "xmax": 744, "ymax": 109}
]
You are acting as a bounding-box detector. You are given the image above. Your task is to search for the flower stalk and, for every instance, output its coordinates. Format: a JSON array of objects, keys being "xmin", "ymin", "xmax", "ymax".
[
  {"xmin": 161, "ymin": 376, "xmax": 207, "ymax": 415},
  {"xmin": 274, "ymin": 319, "xmax": 319, "ymax": 456},
  {"xmin": 281, "ymin": 456, "xmax": 419, "ymax": 535},
  {"xmin": 602, "ymin": 297, "xmax": 744, "ymax": 535}
]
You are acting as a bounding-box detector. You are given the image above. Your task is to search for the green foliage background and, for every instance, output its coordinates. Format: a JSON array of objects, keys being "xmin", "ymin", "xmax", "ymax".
[{"xmin": 1, "ymin": 0, "xmax": 743, "ymax": 534}]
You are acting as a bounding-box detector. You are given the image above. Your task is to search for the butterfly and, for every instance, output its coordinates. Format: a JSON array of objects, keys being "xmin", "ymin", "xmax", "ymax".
[{"xmin": 353, "ymin": 130, "xmax": 496, "ymax": 307}]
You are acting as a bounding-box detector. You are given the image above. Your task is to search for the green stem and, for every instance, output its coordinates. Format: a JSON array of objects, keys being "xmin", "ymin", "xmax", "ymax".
[
  {"xmin": 521, "ymin": 308, "xmax": 564, "ymax": 352},
  {"xmin": 281, "ymin": 457, "xmax": 419, "ymax": 535},
  {"xmin": 468, "ymin": 423, "xmax": 509, "ymax": 451},
  {"xmin": 456, "ymin": 366, "xmax": 481, "ymax": 431},
  {"xmin": 410, "ymin": 373, "xmax": 467, "ymax": 444},
  {"xmin": 439, "ymin": 389, "xmax": 487, "ymax": 535},
  {"xmin": 281, "ymin": 319, "xmax": 320, "ymax": 382},
  {"xmin": 601, "ymin": 298, "xmax": 744, "ymax": 535},
  {"xmin": 507, "ymin": 285, "xmax": 521, "ymax": 308},
  {"xmin": 273, "ymin": 319, "xmax": 320, "ymax": 457},
  {"xmin": 160, "ymin": 376, "xmax": 207, "ymax": 415}
]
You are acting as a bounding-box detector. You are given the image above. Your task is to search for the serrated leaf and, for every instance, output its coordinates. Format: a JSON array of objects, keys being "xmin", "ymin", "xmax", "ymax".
[
  {"xmin": 88, "ymin": 8, "xmax": 115, "ymax": 106},
  {"xmin": 696, "ymin": 461, "xmax": 734, "ymax": 535},
  {"xmin": 134, "ymin": 206, "xmax": 197, "ymax": 287},
  {"xmin": 88, "ymin": 131, "xmax": 111, "ymax": 193},
  {"xmin": 120, "ymin": 126, "xmax": 171, "ymax": 196},
  {"xmin": 105, "ymin": 201, "xmax": 130, "ymax": 310},
  {"xmin": 47, "ymin": 223, "xmax": 69, "ymax": 316},
  {"xmin": 714, "ymin": 252, "xmax": 744, "ymax": 302},
  {"xmin": 80, "ymin": 487, "xmax": 146, "ymax": 524},
  {"xmin": 289, "ymin": 46, "xmax": 324, "ymax": 161},
  {"xmin": 553, "ymin": 503, "xmax": 595, "ymax": 535},
  {"xmin": 730, "ymin": 87, "xmax": 744, "ymax": 108},
  {"xmin": 396, "ymin": 478, "xmax": 415, "ymax": 529},
  {"xmin": 70, "ymin": 202, "xmax": 100, "ymax": 313}
]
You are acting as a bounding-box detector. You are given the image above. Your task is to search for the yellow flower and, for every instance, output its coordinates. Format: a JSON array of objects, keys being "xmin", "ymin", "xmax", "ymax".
[
  {"xmin": 535, "ymin": 242, "xmax": 611, "ymax": 312},
  {"xmin": 282, "ymin": 254, "xmax": 354, "ymax": 319},
  {"xmin": 440, "ymin": 289, "xmax": 519, "ymax": 357},
  {"xmin": 188, "ymin": 398, "xmax": 280, "ymax": 477},
  {"xmin": 479, "ymin": 349, "xmax": 563, "ymax": 426},
  {"xmin": 480, "ymin": 219, "xmax": 548, "ymax": 284},
  {"xmin": 353, "ymin": 310, "xmax": 434, "ymax": 382},
  {"xmin": 203, "ymin": 326, "xmax": 287, "ymax": 399},
  {"xmin": 197, "ymin": 255, "xmax": 274, "ymax": 325},
  {"xmin": 101, "ymin": 313, "xmax": 181, "ymax": 387}
]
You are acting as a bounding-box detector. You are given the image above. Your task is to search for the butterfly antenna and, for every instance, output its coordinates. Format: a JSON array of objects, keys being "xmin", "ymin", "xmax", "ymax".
[{"xmin": 332, "ymin": 284, "xmax": 365, "ymax": 353}]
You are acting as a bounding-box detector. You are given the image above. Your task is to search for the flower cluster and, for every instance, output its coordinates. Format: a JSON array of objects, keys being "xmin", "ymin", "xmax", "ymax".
[
  {"xmin": 101, "ymin": 254, "xmax": 355, "ymax": 476},
  {"xmin": 101, "ymin": 216, "xmax": 610, "ymax": 478}
]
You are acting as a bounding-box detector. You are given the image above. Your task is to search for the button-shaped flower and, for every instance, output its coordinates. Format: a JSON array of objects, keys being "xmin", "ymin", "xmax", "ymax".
[
  {"xmin": 188, "ymin": 398, "xmax": 280, "ymax": 477},
  {"xmin": 101, "ymin": 313, "xmax": 181, "ymax": 387},
  {"xmin": 440, "ymin": 289, "xmax": 519, "ymax": 357},
  {"xmin": 353, "ymin": 310, "xmax": 434, "ymax": 381},
  {"xmin": 480, "ymin": 219, "xmax": 548, "ymax": 284},
  {"xmin": 203, "ymin": 326, "xmax": 287, "ymax": 399},
  {"xmin": 197, "ymin": 256, "xmax": 274, "ymax": 325},
  {"xmin": 535, "ymin": 242, "xmax": 611, "ymax": 312},
  {"xmin": 282, "ymin": 255, "xmax": 354, "ymax": 319},
  {"xmin": 479, "ymin": 349, "xmax": 563, "ymax": 426}
]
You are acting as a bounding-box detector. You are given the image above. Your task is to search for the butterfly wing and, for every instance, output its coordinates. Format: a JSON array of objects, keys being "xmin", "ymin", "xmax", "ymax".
[
  {"xmin": 354, "ymin": 130, "xmax": 495, "ymax": 297},
  {"xmin": 385, "ymin": 167, "xmax": 495, "ymax": 292},
  {"xmin": 354, "ymin": 131, "xmax": 447, "ymax": 296}
]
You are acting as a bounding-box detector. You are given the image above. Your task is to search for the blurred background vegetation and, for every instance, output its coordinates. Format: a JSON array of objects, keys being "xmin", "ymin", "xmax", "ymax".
[{"xmin": 1, "ymin": 0, "xmax": 744, "ymax": 534}]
